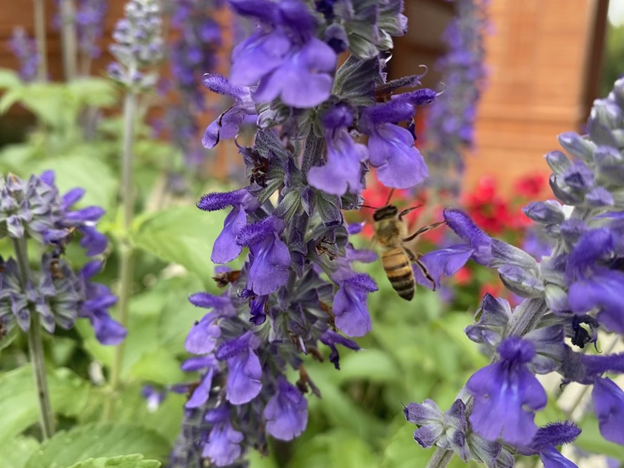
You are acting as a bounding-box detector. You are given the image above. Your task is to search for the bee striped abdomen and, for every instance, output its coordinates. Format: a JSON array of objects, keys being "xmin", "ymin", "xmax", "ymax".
[{"xmin": 381, "ymin": 247, "xmax": 415, "ymax": 301}]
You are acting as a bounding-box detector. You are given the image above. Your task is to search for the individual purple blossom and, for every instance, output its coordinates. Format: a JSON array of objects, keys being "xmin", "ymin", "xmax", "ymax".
[
  {"xmin": 202, "ymin": 407, "xmax": 244, "ymax": 466},
  {"xmin": 201, "ymin": 74, "xmax": 255, "ymax": 149},
  {"xmin": 78, "ymin": 261, "xmax": 126, "ymax": 345},
  {"xmin": 592, "ymin": 377, "xmax": 624, "ymax": 445},
  {"xmin": 467, "ymin": 336, "xmax": 547, "ymax": 445},
  {"xmin": 319, "ymin": 330, "xmax": 359, "ymax": 369},
  {"xmin": 197, "ymin": 189, "xmax": 260, "ymax": 264},
  {"xmin": 308, "ymin": 106, "xmax": 368, "ymax": 195},
  {"xmin": 216, "ymin": 332, "xmax": 262, "ymax": 405},
  {"xmin": 142, "ymin": 385, "xmax": 167, "ymax": 412},
  {"xmin": 6, "ymin": 27, "xmax": 39, "ymax": 82},
  {"xmin": 263, "ymin": 376, "xmax": 308, "ymax": 441},
  {"xmin": 331, "ymin": 271, "xmax": 378, "ymax": 337},
  {"xmin": 236, "ymin": 217, "xmax": 291, "ymax": 296},
  {"xmin": 518, "ymin": 422, "xmax": 581, "ymax": 468}
]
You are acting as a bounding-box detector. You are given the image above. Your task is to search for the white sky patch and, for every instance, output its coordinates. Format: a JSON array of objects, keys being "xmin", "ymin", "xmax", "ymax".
[{"xmin": 609, "ymin": 0, "xmax": 624, "ymax": 26}]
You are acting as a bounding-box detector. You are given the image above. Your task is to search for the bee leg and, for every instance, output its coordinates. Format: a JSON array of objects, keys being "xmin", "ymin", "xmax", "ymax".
[
  {"xmin": 398, "ymin": 204, "xmax": 423, "ymax": 221},
  {"xmin": 406, "ymin": 248, "xmax": 437, "ymax": 291},
  {"xmin": 403, "ymin": 221, "xmax": 446, "ymax": 242}
]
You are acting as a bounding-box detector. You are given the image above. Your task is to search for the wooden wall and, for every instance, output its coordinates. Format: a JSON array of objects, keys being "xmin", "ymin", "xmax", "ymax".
[{"xmin": 462, "ymin": 0, "xmax": 606, "ymax": 190}]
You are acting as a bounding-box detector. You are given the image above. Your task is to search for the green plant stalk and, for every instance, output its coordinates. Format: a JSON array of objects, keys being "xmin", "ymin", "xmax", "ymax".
[
  {"xmin": 33, "ymin": 0, "xmax": 48, "ymax": 81},
  {"xmin": 60, "ymin": 0, "xmax": 77, "ymax": 80},
  {"xmin": 12, "ymin": 237, "xmax": 55, "ymax": 439},
  {"xmin": 104, "ymin": 89, "xmax": 138, "ymax": 421}
]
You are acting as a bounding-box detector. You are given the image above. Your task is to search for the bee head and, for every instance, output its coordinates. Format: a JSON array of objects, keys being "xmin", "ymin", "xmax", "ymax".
[{"xmin": 373, "ymin": 205, "xmax": 398, "ymax": 221}]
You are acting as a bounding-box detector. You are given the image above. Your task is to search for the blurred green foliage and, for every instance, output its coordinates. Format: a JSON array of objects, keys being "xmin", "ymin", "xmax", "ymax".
[{"xmin": 602, "ymin": 23, "xmax": 624, "ymax": 97}]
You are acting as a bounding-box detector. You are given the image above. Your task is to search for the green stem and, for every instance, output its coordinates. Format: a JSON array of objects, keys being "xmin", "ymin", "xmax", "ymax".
[
  {"xmin": 59, "ymin": 0, "xmax": 77, "ymax": 81},
  {"xmin": 12, "ymin": 238, "xmax": 55, "ymax": 439},
  {"xmin": 33, "ymin": 0, "xmax": 48, "ymax": 81},
  {"xmin": 104, "ymin": 89, "xmax": 138, "ymax": 421}
]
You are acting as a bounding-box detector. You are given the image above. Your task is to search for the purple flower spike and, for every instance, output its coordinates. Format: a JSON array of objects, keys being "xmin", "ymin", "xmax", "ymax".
[
  {"xmin": 467, "ymin": 336, "xmax": 547, "ymax": 445},
  {"xmin": 216, "ymin": 332, "xmax": 262, "ymax": 405},
  {"xmin": 592, "ymin": 377, "xmax": 624, "ymax": 445},
  {"xmin": 202, "ymin": 408, "xmax": 244, "ymax": 466},
  {"xmin": 319, "ymin": 330, "xmax": 360, "ymax": 369},
  {"xmin": 264, "ymin": 377, "xmax": 308, "ymax": 441},
  {"xmin": 332, "ymin": 272, "xmax": 378, "ymax": 337},
  {"xmin": 253, "ymin": 38, "xmax": 336, "ymax": 108},
  {"xmin": 198, "ymin": 190, "xmax": 259, "ymax": 264},
  {"xmin": 237, "ymin": 217, "xmax": 291, "ymax": 295}
]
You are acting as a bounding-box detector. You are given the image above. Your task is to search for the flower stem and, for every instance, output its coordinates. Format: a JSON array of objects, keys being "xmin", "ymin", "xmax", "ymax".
[
  {"xmin": 33, "ymin": 0, "xmax": 48, "ymax": 82},
  {"xmin": 425, "ymin": 448, "xmax": 454, "ymax": 468},
  {"xmin": 12, "ymin": 237, "xmax": 55, "ymax": 439},
  {"xmin": 59, "ymin": 0, "xmax": 77, "ymax": 81},
  {"xmin": 104, "ymin": 89, "xmax": 137, "ymax": 421}
]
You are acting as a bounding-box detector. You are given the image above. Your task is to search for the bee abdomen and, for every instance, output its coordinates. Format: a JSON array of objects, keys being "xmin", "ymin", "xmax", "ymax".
[{"xmin": 382, "ymin": 248, "xmax": 415, "ymax": 301}]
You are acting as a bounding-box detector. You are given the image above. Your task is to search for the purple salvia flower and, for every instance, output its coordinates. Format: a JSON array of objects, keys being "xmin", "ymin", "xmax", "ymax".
[
  {"xmin": 467, "ymin": 336, "xmax": 547, "ymax": 445},
  {"xmin": 263, "ymin": 376, "xmax": 308, "ymax": 441},
  {"xmin": 216, "ymin": 331, "xmax": 262, "ymax": 404},
  {"xmin": 236, "ymin": 217, "xmax": 291, "ymax": 296},
  {"xmin": 592, "ymin": 377, "xmax": 624, "ymax": 445},
  {"xmin": 519, "ymin": 421, "xmax": 581, "ymax": 468},
  {"xmin": 202, "ymin": 407, "xmax": 244, "ymax": 466},
  {"xmin": 202, "ymin": 74, "xmax": 254, "ymax": 149},
  {"xmin": 319, "ymin": 330, "xmax": 359, "ymax": 369},
  {"xmin": 197, "ymin": 189, "xmax": 260, "ymax": 264},
  {"xmin": 331, "ymin": 271, "xmax": 378, "ymax": 337}
]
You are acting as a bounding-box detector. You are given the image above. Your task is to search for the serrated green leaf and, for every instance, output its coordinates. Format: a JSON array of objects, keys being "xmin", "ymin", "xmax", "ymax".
[
  {"xmin": 0, "ymin": 365, "xmax": 90, "ymax": 443},
  {"xmin": 576, "ymin": 415, "xmax": 624, "ymax": 461},
  {"xmin": 131, "ymin": 206, "xmax": 225, "ymax": 283},
  {"xmin": 30, "ymin": 154, "xmax": 118, "ymax": 211},
  {"xmin": 24, "ymin": 423, "xmax": 171, "ymax": 468},
  {"xmin": 0, "ymin": 436, "xmax": 40, "ymax": 468},
  {"xmin": 68, "ymin": 454, "xmax": 160, "ymax": 468}
]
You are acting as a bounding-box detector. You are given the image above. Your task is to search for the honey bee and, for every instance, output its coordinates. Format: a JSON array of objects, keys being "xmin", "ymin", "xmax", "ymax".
[
  {"xmin": 50, "ymin": 253, "xmax": 64, "ymax": 280},
  {"xmin": 368, "ymin": 191, "xmax": 444, "ymax": 301}
]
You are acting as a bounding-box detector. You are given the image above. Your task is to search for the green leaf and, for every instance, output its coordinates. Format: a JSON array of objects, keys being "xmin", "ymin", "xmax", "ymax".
[
  {"xmin": 24, "ymin": 423, "xmax": 171, "ymax": 467},
  {"xmin": 0, "ymin": 365, "xmax": 90, "ymax": 443},
  {"xmin": 0, "ymin": 68, "xmax": 21, "ymax": 89},
  {"xmin": 0, "ymin": 88, "xmax": 23, "ymax": 113},
  {"xmin": 337, "ymin": 349, "xmax": 400, "ymax": 384},
  {"xmin": 66, "ymin": 79, "xmax": 117, "ymax": 109},
  {"xmin": 129, "ymin": 348, "xmax": 185, "ymax": 385},
  {"xmin": 30, "ymin": 154, "xmax": 118, "ymax": 211},
  {"xmin": 0, "ymin": 436, "xmax": 40, "ymax": 468},
  {"xmin": 68, "ymin": 454, "xmax": 160, "ymax": 468},
  {"xmin": 576, "ymin": 415, "xmax": 624, "ymax": 461},
  {"xmin": 132, "ymin": 206, "xmax": 225, "ymax": 283}
]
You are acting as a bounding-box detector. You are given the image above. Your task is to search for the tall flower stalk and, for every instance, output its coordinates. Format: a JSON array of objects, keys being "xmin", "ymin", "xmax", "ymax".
[
  {"xmin": 170, "ymin": 1, "xmax": 438, "ymax": 466},
  {"xmin": 424, "ymin": 0, "xmax": 488, "ymax": 195},
  {"xmin": 34, "ymin": 0, "xmax": 48, "ymax": 81},
  {"xmin": 167, "ymin": 0, "xmax": 222, "ymax": 167},
  {"xmin": 406, "ymin": 80, "xmax": 624, "ymax": 467},
  {"xmin": 0, "ymin": 172, "xmax": 124, "ymax": 439},
  {"xmin": 104, "ymin": 0, "xmax": 163, "ymax": 420}
]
